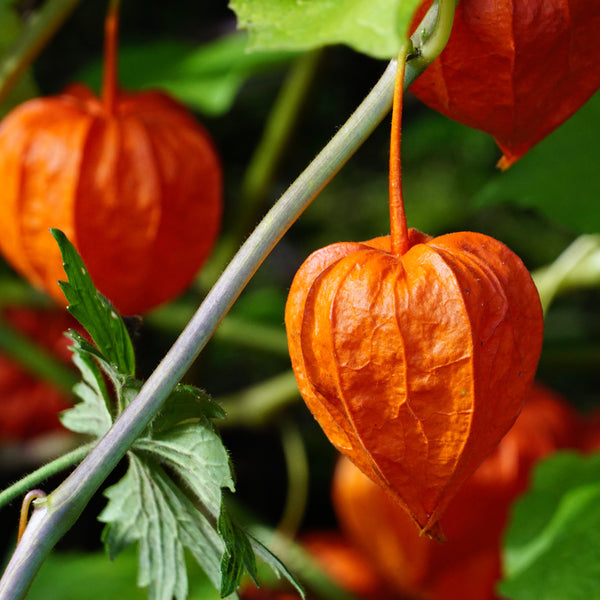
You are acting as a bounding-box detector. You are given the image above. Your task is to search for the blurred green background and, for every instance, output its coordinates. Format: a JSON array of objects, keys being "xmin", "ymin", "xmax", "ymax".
[{"xmin": 1, "ymin": 0, "xmax": 599, "ymax": 597}]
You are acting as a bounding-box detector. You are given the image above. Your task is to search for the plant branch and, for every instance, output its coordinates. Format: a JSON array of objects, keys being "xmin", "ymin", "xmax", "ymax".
[
  {"xmin": 149, "ymin": 306, "xmax": 290, "ymax": 355},
  {"xmin": 0, "ymin": 443, "xmax": 92, "ymax": 511},
  {"xmin": 277, "ymin": 420, "xmax": 309, "ymax": 540},
  {"xmin": 218, "ymin": 370, "xmax": 300, "ymax": 428},
  {"xmin": 533, "ymin": 235, "xmax": 600, "ymax": 314},
  {"xmin": 0, "ymin": 0, "xmax": 83, "ymax": 105},
  {"xmin": 410, "ymin": 0, "xmax": 456, "ymax": 70},
  {"xmin": 239, "ymin": 48, "xmax": 322, "ymax": 230},
  {"xmin": 0, "ymin": 3, "xmax": 451, "ymax": 596},
  {"xmin": 200, "ymin": 48, "xmax": 323, "ymax": 287}
]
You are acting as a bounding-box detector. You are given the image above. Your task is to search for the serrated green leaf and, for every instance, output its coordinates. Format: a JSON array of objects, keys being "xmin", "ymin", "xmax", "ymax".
[
  {"xmin": 76, "ymin": 32, "xmax": 299, "ymax": 116},
  {"xmin": 134, "ymin": 421, "xmax": 234, "ymax": 515},
  {"xmin": 248, "ymin": 534, "xmax": 305, "ymax": 599},
  {"xmin": 67, "ymin": 329, "xmax": 126, "ymax": 393},
  {"xmin": 151, "ymin": 384, "xmax": 225, "ymax": 434},
  {"xmin": 51, "ymin": 229, "xmax": 135, "ymax": 377},
  {"xmin": 100, "ymin": 454, "xmax": 233, "ymax": 600},
  {"xmin": 230, "ymin": 0, "xmax": 422, "ymax": 59},
  {"xmin": 499, "ymin": 451, "xmax": 600, "ymax": 600},
  {"xmin": 218, "ymin": 504, "xmax": 259, "ymax": 597},
  {"xmin": 59, "ymin": 344, "xmax": 113, "ymax": 438}
]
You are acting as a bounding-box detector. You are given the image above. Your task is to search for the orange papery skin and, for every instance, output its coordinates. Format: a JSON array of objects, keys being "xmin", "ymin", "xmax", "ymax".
[
  {"xmin": 410, "ymin": 0, "xmax": 600, "ymax": 168},
  {"xmin": 0, "ymin": 307, "xmax": 79, "ymax": 440},
  {"xmin": 285, "ymin": 229, "xmax": 544, "ymax": 535},
  {"xmin": 332, "ymin": 384, "xmax": 581, "ymax": 600},
  {"xmin": 0, "ymin": 84, "xmax": 221, "ymax": 315}
]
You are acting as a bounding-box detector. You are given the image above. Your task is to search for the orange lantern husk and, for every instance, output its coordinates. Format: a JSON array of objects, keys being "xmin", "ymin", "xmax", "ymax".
[
  {"xmin": 409, "ymin": 0, "xmax": 600, "ymax": 169},
  {"xmin": 0, "ymin": 5, "xmax": 221, "ymax": 315},
  {"xmin": 331, "ymin": 384, "xmax": 582, "ymax": 600},
  {"xmin": 285, "ymin": 50, "xmax": 544, "ymax": 536}
]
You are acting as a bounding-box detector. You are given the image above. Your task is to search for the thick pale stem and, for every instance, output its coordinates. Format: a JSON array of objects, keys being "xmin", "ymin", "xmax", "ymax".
[
  {"xmin": 0, "ymin": 3, "xmax": 453, "ymax": 597},
  {"xmin": 102, "ymin": 0, "xmax": 120, "ymax": 114},
  {"xmin": 389, "ymin": 46, "xmax": 410, "ymax": 257}
]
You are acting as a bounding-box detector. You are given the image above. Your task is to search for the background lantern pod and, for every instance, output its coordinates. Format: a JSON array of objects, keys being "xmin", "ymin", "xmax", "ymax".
[
  {"xmin": 332, "ymin": 384, "xmax": 582, "ymax": 600},
  {"xmin": 0, "ymin": 306, "xmax": 79, "ymax": 441},
  {"xmin": 285, "ymin": 229, "xmax": 544, "ymax": 535},
  {"xmin": 0, "ymin": 84, "xmax": 222, "ymax": 315},
  {"xmin": 410, "ymin": 0, "xmax": 600, "ymax": 168}
]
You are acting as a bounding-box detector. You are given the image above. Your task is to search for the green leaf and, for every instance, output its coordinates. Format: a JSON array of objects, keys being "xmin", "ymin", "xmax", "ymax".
[
  {"xmin": 134, "ymin": 420, "xmax": 234, "ymax": 515},
  {"xmin": 151, "ymin": 384, "xmax": 226, "ymax": 434},
  {"xmin": 102, "ymin": 402, "xmax": 235, "ymax": 599},
  {"xmin": 76, "ymin": 33, "xmax": 299, "ymax": 116},
  {"xmin": 99, "ymin": 454, "xmax": 232, "ymax": 600},
  {"xmin": 499, "ymin": 451, "xmax": 600, "ymax": 600},
  {"xmin": 59, "ymin": 342, "xmax": 113, "ymax": 438},
  {"xmin": 230, "ymin": 0, "xmax": 423, "ymax": 59},
  {"xmin": 474, "ymin": 90, "xmax": 600, "ymax": 235},
  {"xmin": 218, "ymin": 504, "xmax": 259, "ymax": 597},
  {"xmin": 248, "ymin": 533, "xmax": 305, "ymax": 599},
  {"xmin": 51, "ymin": 229, "xmax": 136, "ymax": 377}
]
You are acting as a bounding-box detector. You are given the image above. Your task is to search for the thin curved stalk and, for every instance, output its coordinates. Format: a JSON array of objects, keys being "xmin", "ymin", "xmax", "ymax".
[
  {"xmin": 0, "ymin": 0, "xmax": 83, "ymax": 105},
  {"xmin": 0, "ymin": 443, "xmax": 92, "ymax": 511},
  {"xmin": 218, "ymin": 370, "xmax": 300, "ymax": 428},
  {"xmin": 277, "ymin": 420, "xmax": 310, "ymax": 540},
  {"xmin": 0, "ymin": 3, "xmax": 450, "ymax": 597}
]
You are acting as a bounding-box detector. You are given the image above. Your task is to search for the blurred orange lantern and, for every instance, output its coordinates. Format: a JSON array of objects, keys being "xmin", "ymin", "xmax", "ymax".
[
  {"xmin": 332, "ymin": 384, "xmax": 582, "ymax": 600},
  {"xmin": 0, "ymin": 307, "xmax": 77, "ymax": 440},
  {"xmin": 0, "ymin": 6, "xmax": 221, "ymax": 315}
]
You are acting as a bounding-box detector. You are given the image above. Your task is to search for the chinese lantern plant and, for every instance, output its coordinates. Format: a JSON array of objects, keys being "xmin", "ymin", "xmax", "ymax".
[
  {"xmin": 0, "ymin": 306, "xmax": 79, "ymax": 441},
  {"xmin": 285, "ymin": 48, "xmax": 544, "ymax": 536},
  {"xmin": 0, "ymin": 1, "xmax": 222, "ymax": 315},
  {"xmin": 0, "ymin": 229, "xmax": 303, "ymax": 600},
  {"xmin": 409, "ymin": 0, "xmax": 600, "ymax": 168},
  {"xmin": 332, "ymin": 384, "xmax": 583, "ymax": 600}
]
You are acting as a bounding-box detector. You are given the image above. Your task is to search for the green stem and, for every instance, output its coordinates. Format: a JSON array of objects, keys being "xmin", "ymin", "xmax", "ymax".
[
  {"xmin": 200, "ymin": 48, "xmax": 323, "ymax": 287},
  {"xmin": 219, "ymin": 371, "xmax": 300, "ymax": 428},
  {"xmin": 411, "ymin": 0, "xmax": 456, "ymax": 71},
  {"xmin": 277, "ymin": 420, "xmax": 309, "ymax": 540},
  {"xmin": 149, "ymin": 305, "xmax": 289, "ymax": 355},
  {"xmin": 0, "ymin": 281, "xmax": 49, "ymax": 308},
  {"xmin": 0, "ymin": 3, "xmax": 450, "ymax": 596},
  {"xmin": 0, "ymin": 0, "xmax": 83, "ymax": 105},
  {"xmin": 0, "ymin": 443, "xmax": 92, "ymax": 512},
  {"xmin": 238, "ymin": 49, "xmax": 323, "ymax": 234},
  {"xmin": 532, "ymin": 235, "xmax": 600, "ymax": 315},
  {"xmin": 0, "ymin": 318, "xmax": 79, "ymax": 394}
]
